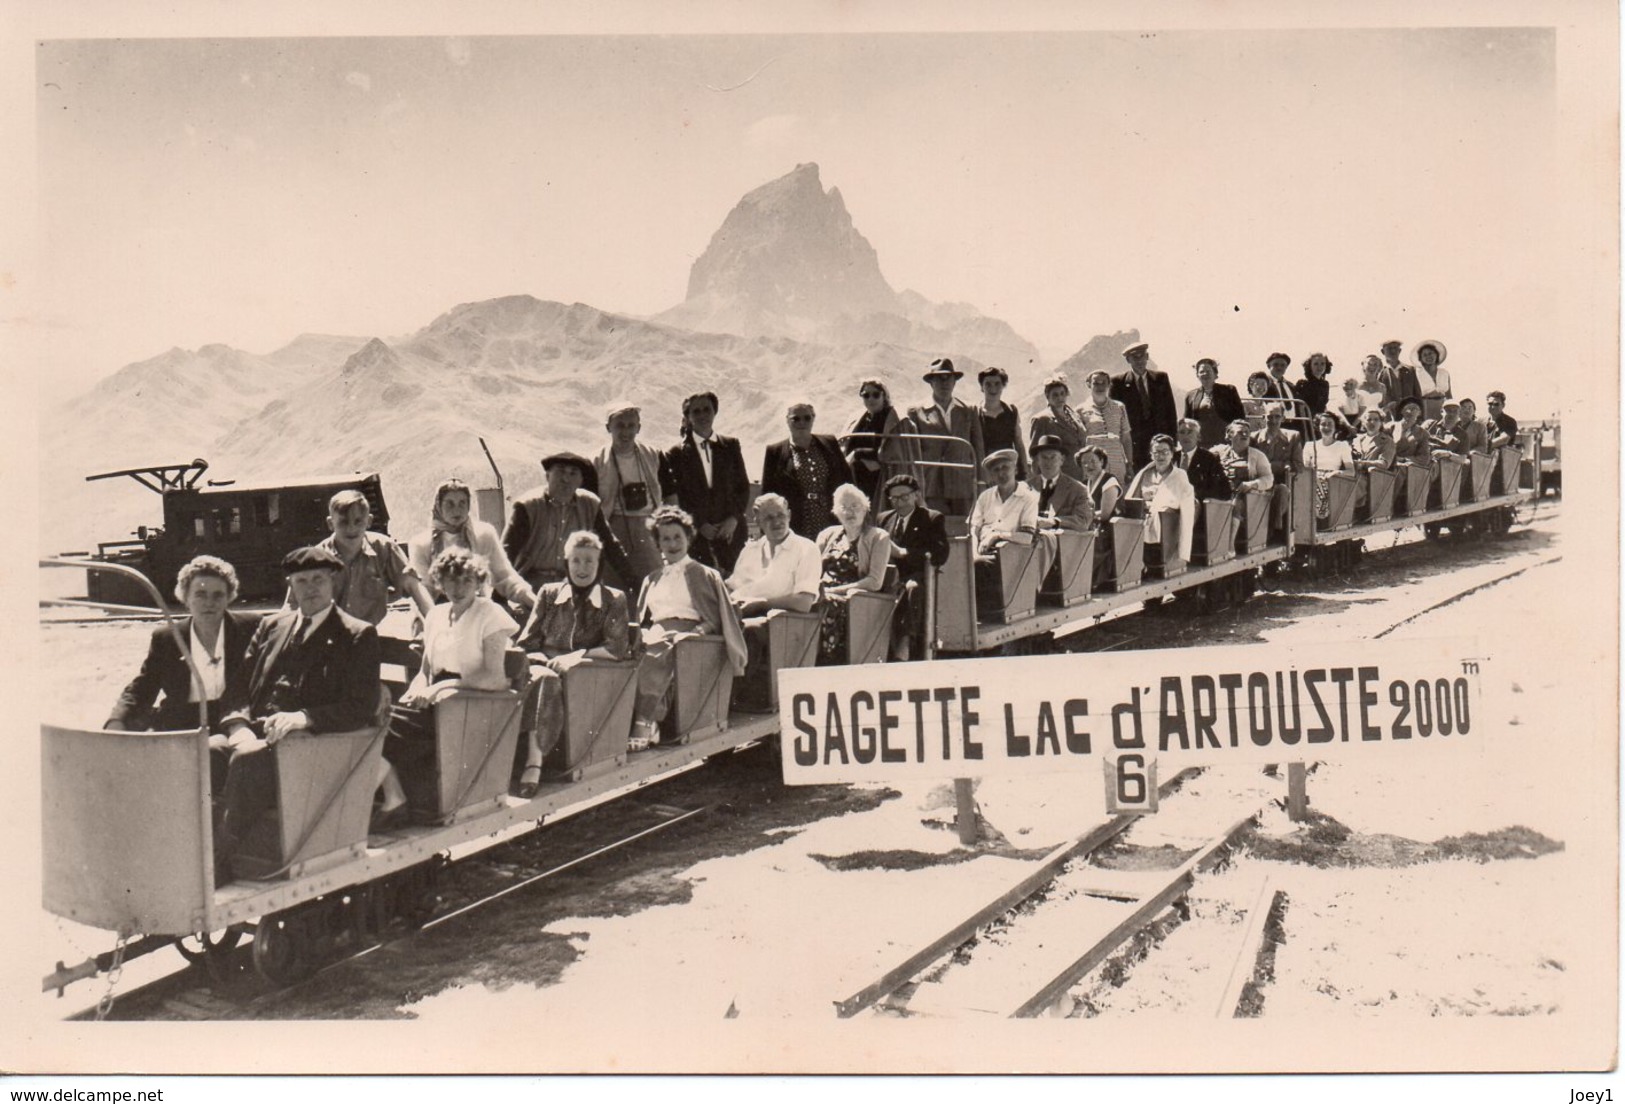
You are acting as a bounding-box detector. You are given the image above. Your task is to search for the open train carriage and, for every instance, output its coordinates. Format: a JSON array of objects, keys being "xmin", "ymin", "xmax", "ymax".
[{"xmin": 82, "ymin": 460, "xmax": 389, "ymax": 606}]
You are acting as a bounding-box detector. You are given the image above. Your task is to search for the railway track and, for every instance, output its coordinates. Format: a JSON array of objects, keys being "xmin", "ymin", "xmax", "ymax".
[{"xmin": 835, "ymin": 766, "xmax": 1274, "ymax": 1019}]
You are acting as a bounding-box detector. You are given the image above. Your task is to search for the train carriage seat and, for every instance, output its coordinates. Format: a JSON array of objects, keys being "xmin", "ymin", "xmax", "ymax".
[
  {"xmin": 666, "ymin": 634, "xmax": 736, "ymax": 744},
  {"xmin": 1237, "ymin": 487, "xmax": 1273, "ymax": 554},
  {"xmin": 733, "ymin": 608, "xmax": 821, "ymax": 712},
  {"xmin": 409, "ymin": 648, "xmax": 529, "ymax": 825},
  {"xmin": 1466, "ymin": 450, "xmax": 1496, "ymax": 502},
  {"xmin": 1038, "ymin": 528, "xmax": 1095, "ymax": 608},
  {"xmin": 1191, "ymin": 498, "xmax": 1237, "ymax": 566},
  {"xmin": 1318, "ymin": 471, "xmax": 1358, "ymax": 532},
  {"xmin": 1143, "ymin": 507, "xmax": 1186, "ymax": 579},
  {"xmin": 548, "ymin": 657, "xmax": 639, "ymax": 783},
  {"xmin": 1430, "ymin": 454, "xmax": 1465, "ymax": 510},
  {"xmin": 1493, "ymin": 445, "xmax": 1521, "ymax": 496},
  {"xmin": 229, "ymin": 683, "xmax": 392, "ymax": 882},
  {"xmin": 1361, "ymin": 468, "xmax": 1397, "ymax": 524},
  {"xmin": 845, "ymin": 564, "xmax": 902, "ymax": 663},
  {"xmin": 1396, "ymin": 462, "xmax": 1431, "ymax": 517}
]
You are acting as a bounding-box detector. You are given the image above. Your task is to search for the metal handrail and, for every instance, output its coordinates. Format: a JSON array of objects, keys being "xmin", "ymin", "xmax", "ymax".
[{"xmin": 40, "ymin": 557, "xmax": 210, "ymax": 735}]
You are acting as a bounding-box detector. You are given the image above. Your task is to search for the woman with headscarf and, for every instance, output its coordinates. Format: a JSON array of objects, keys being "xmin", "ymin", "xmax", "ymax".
[
  {"xmin": 409, "ymin": 478, "xmax": 537, "ymax": 614},
  {"xmin": 513, "ymin": 530, "xmax": 631, "ymax": 797},
  {"xmin": 595, "ymin": 402, "xmax": 672, "ymax": 589},
  {"xmin": 842, "ymin": 379, "xmax": 911, "ymax": 505},
  {"xmin": 1028, "ymin": 373, "xmax": 1089, "ymax": 482}
]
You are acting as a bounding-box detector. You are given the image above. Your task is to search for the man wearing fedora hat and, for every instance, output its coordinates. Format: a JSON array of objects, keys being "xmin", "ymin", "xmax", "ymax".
[
  {"xmin": 504, "ymin": 451, "xmax": 633, "ymax": 591},
  {"xmin": 904, "ymin": 357, "xmax": 985, "ymax": 516},
  {"xmin": 1110, "ymin": 341, "xmax": 1177, "ymax": 473},
  {"xmin": 1028, "ymin": 435, "xmax": 1094, "ymax": 597},
  {"xmin": 1379, "ymin": 339, "xmax": 1422, "ymax": 418},
  {"xmin": 215, "ymin": 546, "xmax": 383, "ymax": 879}
]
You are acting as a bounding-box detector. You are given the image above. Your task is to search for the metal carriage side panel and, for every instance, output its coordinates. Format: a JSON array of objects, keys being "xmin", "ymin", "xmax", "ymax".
[
  {"xmin": 1191, "ymin": 499, "xmax": 1236, "ymax": 566},
  {"xmin": 1105, "ymin": 517, "xmax": 1144, "ymax": 590},
  {"xmin": 672, "ymin": 635, "xmax": 734, "ymax": 742},
  {"xmin": 430, "ymin": 690, "xmax": 525, "ymax": 824},
  {"xmin": 1494, "ymin": 446, "xmax": 1522, "ymax": 495},
  {"xmin": 984, "ymin": 542, "xmax": 1041, "ymax": 624},
  {"xmin": 557, "ymin": 660, "xmax": 637, "ymax": 779},
  {"xmin": 845, "ymin": 589, "xmax": 900, "ymax": 664},
  {"xmin": 241, "ymin": 727, "xmax": 385, "ymax": 881},
  {"xmin": 1466, "ymin": 450, "xmax": 1496, "ymax": 501},
  {"xmin": 1047, "ymin": 529, "xmax": 1095, "ymax": 607},
  {"xmin": 1431, "ymin": 455, "xmax": 1465, "ymax": 509},
  {"xmin": 1364, "ymin": 469, "xmax": 1396, "ymax": 524},
  {"xmin": 42, "ymin": 725, "xmax": 215, "ymax": 936},
  {"xmin": 934, "ymin": 536, "xmax": 978, "ymax": 651},
  {"xmin": 1322, "ymin": 472, "xmax": 1358, "ymax": 531},
  {"xmin": 1238, "ymin": 489, "xmax": 1272, "ymax": 554},
  {"xmin": 764, "ymin": 610, "xmax": 823, "ymax": 705}
]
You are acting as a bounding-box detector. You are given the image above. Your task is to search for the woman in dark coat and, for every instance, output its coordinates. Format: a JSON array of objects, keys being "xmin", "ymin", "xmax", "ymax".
[
  {"xmin": 1294, "ymin": 352, "xmax": 1334, "ymax": 418},
  {"xmin": 106, "ymin": 555, "xmax": 259, "ymax": 734},
  {"xmin": 842, "ymin": 379, "xmax": 910, "ymax": 505}
]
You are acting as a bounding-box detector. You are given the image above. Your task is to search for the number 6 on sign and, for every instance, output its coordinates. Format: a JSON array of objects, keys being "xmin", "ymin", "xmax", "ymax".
[{"xmin": 1104, "ymin": 754, "xmax": 1159, "ymax": 814}]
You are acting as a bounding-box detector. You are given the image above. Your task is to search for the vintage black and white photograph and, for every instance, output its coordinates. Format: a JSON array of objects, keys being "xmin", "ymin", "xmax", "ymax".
[{"xmin": 8, "ymin": 0, "xmax": 1618, "ymax": 1085}]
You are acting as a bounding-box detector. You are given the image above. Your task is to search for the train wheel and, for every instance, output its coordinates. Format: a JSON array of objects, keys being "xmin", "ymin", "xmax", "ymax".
[
  {"xmin": 252, "ymin": 912, "xmax": 316, "ymax": 987},
  {"xmin": 175, "ymin": 927, "xmax": 242, "ymax": 966}
]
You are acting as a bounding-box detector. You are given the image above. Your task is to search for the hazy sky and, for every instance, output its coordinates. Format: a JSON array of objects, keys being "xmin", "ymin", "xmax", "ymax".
[{"xmin": 36, "ymin": 28, "xmax": 1556, "ymax": 406}]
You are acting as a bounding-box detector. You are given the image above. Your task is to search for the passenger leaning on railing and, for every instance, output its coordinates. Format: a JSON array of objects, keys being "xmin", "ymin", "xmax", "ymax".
[
  {"xmin": 514, "ymin": 530, "xmax": 631, "ymax": 798},
  {"xmin": 379, "ymin": 548, "xmax": 519, "ymax": 830}
]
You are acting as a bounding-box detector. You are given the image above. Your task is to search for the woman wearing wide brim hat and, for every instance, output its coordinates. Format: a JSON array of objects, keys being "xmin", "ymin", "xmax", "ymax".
[{"xmin": 1413, "ymin": 339, "xmax": 1452, "ymax": 421}]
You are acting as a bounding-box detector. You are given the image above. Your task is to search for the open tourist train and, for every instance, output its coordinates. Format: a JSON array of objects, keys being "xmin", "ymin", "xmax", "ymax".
[{"xmin": 40, "ymin": 419, "xmax": 1554, "ymax": 998}]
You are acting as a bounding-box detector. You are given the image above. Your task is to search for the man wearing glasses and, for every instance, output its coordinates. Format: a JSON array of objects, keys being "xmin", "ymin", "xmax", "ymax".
[
  {"xmin": 877, "ymin": 473, "xmax": 949, "ymax": 661},
  {"xmin": 761, "ymin": 401, "xmax": 854, "ymax": 540}
]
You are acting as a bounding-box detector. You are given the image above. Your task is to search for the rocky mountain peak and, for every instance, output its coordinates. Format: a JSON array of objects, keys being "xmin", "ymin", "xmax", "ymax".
[{"xmin": 679, "ymin": 162, "xmax": 897, "ymax": 324}]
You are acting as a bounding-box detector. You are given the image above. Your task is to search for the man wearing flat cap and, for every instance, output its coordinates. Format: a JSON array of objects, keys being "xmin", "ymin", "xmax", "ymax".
[
  {"xmin": 1110, "ymin": 341, "xmax": 1178, "ymax": 474},
  {"xmin": 904, "ymin": 358, "xmax": 985, "ymax": 517},
  {"xmin": 969, "ymin": 449, "xmax": 1040, "ymax": 614},
  {"xmin": 505, "ymin": 451, "xmax": 634, "ymax": 591},
  {"xmin": 215, "ymin": 546, "xmax": 384, "ymax": 880}
]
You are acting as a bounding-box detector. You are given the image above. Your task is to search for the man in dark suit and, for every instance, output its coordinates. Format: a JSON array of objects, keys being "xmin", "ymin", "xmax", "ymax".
[
  {"xmin": 1379, "ymin": 339, "xmax": 1421, "ymax": 418},
  {"xmin": 1028, "ymin": 435, "xmax": 1095, "ymax": 595},
  {"xmin": 904, "ymin": 357, "xmax": 985, "ymax": 516},
  {"xmin": 216, "ymin": 546, "xmax": 382, "ymax": 879},
  {"xmin": 761, "ymin": 401, "xmax": 854, "ymax": 540},
  {"xmin": 661, "ymin": 391, "xmax": 751, "ymax": 574},
  {"xmin": 1175, "ymin": 419, "xmax": 1233, "ymax": 501},
  {"xmin": 877, "ymin": 473, "xmax": 949, "ymax": 661},
  {"xmin": 1259, "ymin": 352, "xmax": 1296, "ymax": 402},
  {"xmin": 1183, "ymin": 358, "xmax": 1247, "ymax": 447},
  {"xmin": 1111, "ymin": 341, "xmax": 1178, "ymax": 473}
]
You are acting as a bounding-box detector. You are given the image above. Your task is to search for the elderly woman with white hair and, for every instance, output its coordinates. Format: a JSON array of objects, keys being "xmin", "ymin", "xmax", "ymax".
[
  {"xmin": 815, "ymin": 483, "xmax": 894, "ymax": 664},
  {"xmin": 513, "ymin": 529, "xmax": 631, "ymax": 797},
  {"xmin": 595, "ymin": 401, "xmax": 672, "ymax": 589}
]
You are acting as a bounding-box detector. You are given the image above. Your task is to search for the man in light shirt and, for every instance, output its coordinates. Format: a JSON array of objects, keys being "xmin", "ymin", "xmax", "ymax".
[
  {"xmin": 969, "ymin": 449, "xmax": 1039, "ymax": 616},
  {"xmin": 727, "ymin": 493, "xmax": 821, "ymax": 708}
]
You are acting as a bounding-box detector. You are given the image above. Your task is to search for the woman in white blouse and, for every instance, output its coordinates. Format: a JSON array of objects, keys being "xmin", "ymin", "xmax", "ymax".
[
  {"xmin": 379, "ymin": 548, "xmax": 519, "ymax": 826},
  {"xmin": 1125, "ymin": 434, "xmax": 1197, "ymax": 562},
  {"xmin": 1303, "ymin": 413, "xmax": 1356, "ymax": 520}
]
